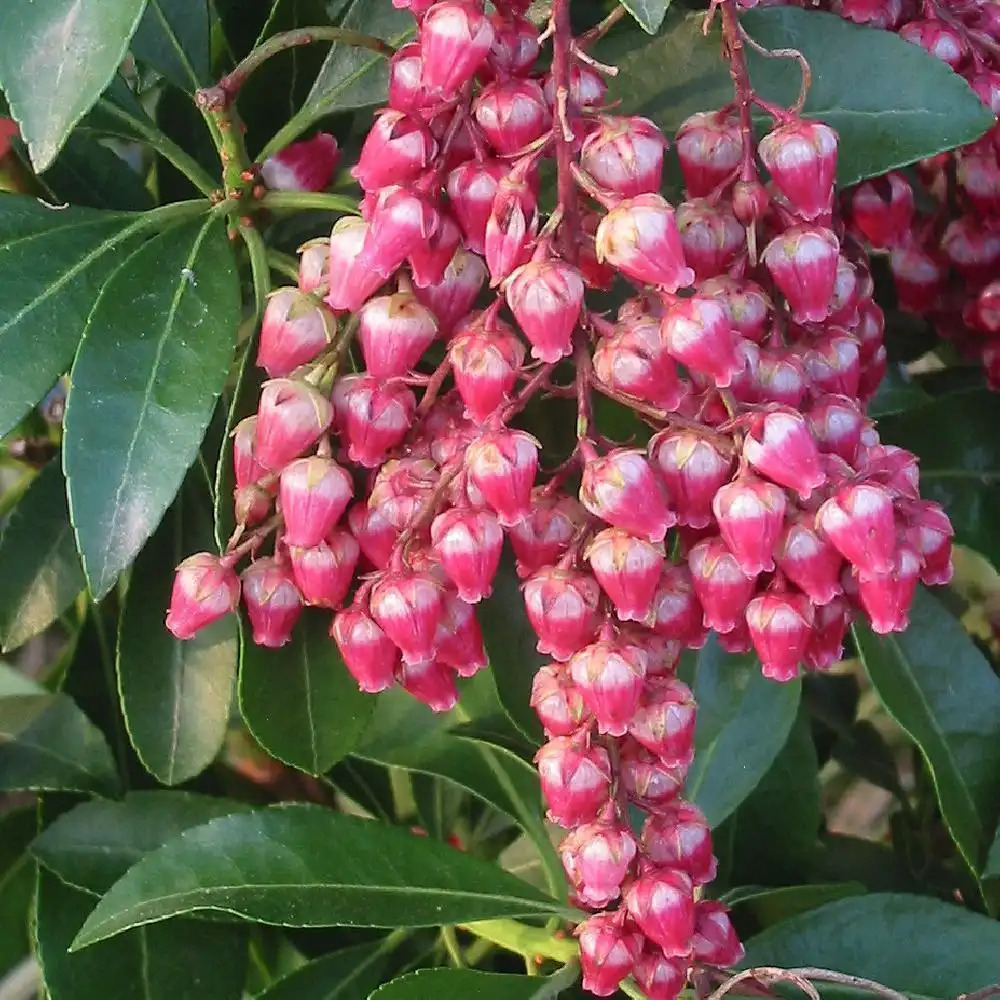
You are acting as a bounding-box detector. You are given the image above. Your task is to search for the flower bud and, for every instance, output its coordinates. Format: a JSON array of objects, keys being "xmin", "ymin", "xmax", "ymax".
[
  {"xmin": 535, "ymin": 736, "xmax": 613, "ymax": 826},
  {"xmin": 688, "ymin": 537, "xmax": 757, "ymax": 634},
  {"xmin": 889, "ymin": 243, "xmax": 946, "ymax": 315},
  {"xmin": 628, "ymin": 676, "xmax": 697, "ymax": 768},
  {"xmin": 542, "ymin": 61, "xmax": 607, "ymax": 108},
  {"xmin": 712, "ymin": 474, "xmax": 787, "ymax": 578},
  {"xmin": 347, "ymin": 502, "xmax": 398, "ymax": 570},
  {"xmin": 633, "ymin": 948, "xmax": 687, "ymax": 1000},
  {"xmin": 166, "ymin": 553, "xmax": 240, "ymax": 639},
  {"xmin": 261, "ymin": 132, "xmax": 339, "ymax": 192},
  {"xmin": 624, "ymin": 867, "xmax": 696, "ymax": 957},
  {"xmin": 279, "ymin": 456, "xmax": 353, "ymax": 548},
  {"xmin": 387, "ymin": 42, "xmax": 437, "ymax": 116},
  {"xmin": 232, "ymin": 416, "xmax": 268, "ymax": 489},
  {"xmin": 649, "ymin": 429, "xmax": 734, "ymax": 530},
  {"xmin": 816, "ymin": 483, "xmax": 896, "ymax": 576},
  {"xmin": 700, "ymin": 275, "xmax": 771, "ymax": 343},
  {"xmin": 530, "ymin": 663, "xmax": 591, "ymax": 736},
  {"xmin": 808, "ymin": 394, "xmax": 866, "ymax": 464},
  {"xmin": 899, "ymin": 17, "xmax": 967, "ymax": 68},
  {"xmin": 675, "ymin": 111, "xmax": 742, "ymax": 197},
  {"xmin": 692, "ymin": 900, "xmax": 744, "ymax": 967},
  {"xmin": 485, "ymin": 166, "xmax": 539, "ymax": 283},
  {"xmin": 474, "ymin": 78, "xmax": 551, "ymax": 156},
  {"xmin": 505, "ymin": 257, "xmax": 584, "ymax": 363},
  {"xmin": 235, "ymin": 484, "xmax": 272, "ymax": 528},
  {"xmin": 758, "ymin": 120, "xmax": 838, "ymax": 221},
  {"xmin": 370, "ymin": 569, "xmax": 446, "ymax": 665},
  {"xmin": 619, "ymin": 738, "xmax": 687, "ymax": 811},
  {"xmin": 675, "ymin": 198, "xmax": 746, "ymax": 281},
  {"xmin": 331, "ymin": 604, "xmax": 399, "ymax": 692},
  {"xmin": 523, "ymin": 566, "xmax": 603, "ymax": 661},
  {"xmin": 465, "ymin": 428, "xmax": 540, "ymax": 526},
  {"xmin": 576, "ymin": 914, "xmax": 642, "ymax": 998},
  {"xmin": 353, "ymin": 110, "xmax": 437, "ymax": 192},
  {"xmin": 956, "ymin": 152, "xmax": 1000, "ymax": 216},
  {"xmin": 431, "ymin": 507, "xmax": 504, "ymax": 603},
  {"xmin": 642, "ymin": 801, "xmax": 716, "ymax": 884},
  {"xmin": 257, "ymin": 288, "xmax": 335, "ymax": 379},
  {"xmin": 762, "ymin": 224, "xmax": 840, "ymax": 323},
  {"xmin": 581, "ymin": 116, "xmax": 667, "ymax": 197},
  {"xmin": 743, "ymin": 407, "xmax": 825, "ymax": 500},
  {"xmin": 732, "ymin": 178, "xmax": 770, "ymax": 226},
  {"xmin": 585, "ymin": 528, "xmax": 664, "ymax": 623},
  {"xmin": 902, "ymin": 499, "xmax": 953, "ymax": 586},
  {"xmin": 449, "ymin": 315, "xmax": 525, "ymax": 423},
  {"xmin": 358, "ymin": 291, "xmax": 438, "ymax": 378},
  {"xmin": 560, "ymin": 819, "xmax": 639, "ymax": 908},
  {"xmin": 297, "ymin": 239, "xmax": 329, "ymax": 295},
  {"xmin": 366, "ymin": 184, "xmax": 441, "ymax": 279},
  {"xmin": 419, "ymin": 0, "xmax": 495, "ymax": 96},
  {"xmin": 338, "ymin": 376, "xmax": 416, "ymax": 468},
  {"xmin": 287, "ymin": 530, "xmax": 359, "ymax": 609},
  {"xmin": 856, "ymin": 545, "xmax": 921, "ymax": 635},
  {"xmin": 775, "ymin": 514, "xmax": 844, "ymax": 605},
  {"xmin": 508, "ymin": 492, "xmax": 583, "ymax": 577},
  {"xmin": 485, "ymin": 12, "xmax": 540, "ymax": 77},
  {"xmin": 593, "ymin": 315, "xmax": 685, "ymax": 411},
  {"xmin": 804, "ymin": 596, "xmax": 851, "ymax": 671},
  {"xmin": 408, "ymin": 214, "xmax": 463, "ymax": 289},
  {"xmin": 849, "ymin": 172, "xmax": 914, "ymax": 249},
  {"xmin": 414, "ymin": 248, "xmax": 488, "ymax": 335},
  {"xmin": 241, "ymin": 558, "xmax": 302, "ymax": 648},
  {"xmin": 447, "ymin": 159, "xmax": 508, "ymax": 255},
  {"xmin": 399, "ymin": 658, "xmax": 459, "ymax": 712},
  {"xmin": 255, "ymin": 379, "xmax": 333, "ymax": 472},
  {"xmin": 661, "ymin": 295, "xmax": 742, "ymax": 388},
  {"xmin": 941, "ymin": 216, "xmax": 1000, "ymax": 284},
  {"xmin": 434, "ymin": 592, "xmax": 489, "ymax": 677},
  {"xmin": 580, "ymin": 448, "xmax": 674, "ymax": 544},
  {"xmin": 647, "ymin": 566, "xmax": 706, "ymax": 647},
  {"xmin": 569, "ymin": 635, "xmax": 647, "ymax": 737},
  {"xmin": 746, "ymin": 589, "xmax": 815, "ymax": 682},
  {"xmin": 803, "ymin": 332, "xmax": 861, "ymax": 399},
  {"xmin": 324, "ymin": 217, "xmax": 386, "ymax": 313}
]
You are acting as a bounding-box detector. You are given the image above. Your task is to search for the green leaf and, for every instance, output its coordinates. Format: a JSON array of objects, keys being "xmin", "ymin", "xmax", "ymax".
[
  {"xmin": 39, "ymin": 133, "xmax": 153, "ymax": 211},
  {"xmin": 683, "ymin": 636, "xmax": 801, "ymax": 828},
  {"xmin": 854, "ymin": 587, "xmax": 1000, "ymax": 875},
  {"xmin": 878, "ymin": 390, "xmax": 1000, "ymax": 568},
  {"xmin": 0, "ymin": 460, "xmax": 86, "ymax": 653},
  {"xmin": 0, "ymin": 0, "xmax": 148, "ymax": 169},
  {"xmin": 742, "ymin": 893, "xmax": 1000, "ymax": 996},
  {"xmin": 239, "ymin": 610, "xmax": 374, "ymax": 775},
  {"xmin": 131, "ymin": 0, "xmax": 212, "ymax": 92},
  {"xmin": 118, "ymin": 477, "xmax": 237, "ymax": 785},
  {"xmin": 31, "ymin": 791, "xmax": 253, "ymax": 895},
  {"xmin": 256, "ymin": 941, "xmax": 394, "ymax": 1000},
  {"xmin": 0, "ymin": 808, "xmax": 39, "ymax": 978},
  {"xmin": 619, "ymin": 0, "xmax": 671, "ymax": 34},
  {"xmin": 64, "ymin": 216, "xmax": 240, "ymax": 599},
  {"xmin": 0, "ymin": 663, "xmax": 45, "ymax": 698},
  {"xmin": 0, "ymin": 693, "xmax": 119, "ymax": 796},
  {"xmin": 726, "ymin": 882, "xmax": 866, "ymax": 929},
  {"xmin": 371, "ymin": 969, "xmax": 575, "ymax": 999},
  {"xmin": 71, "ymin": 804, "xmax": 573, "ymax": 949},
  {"xmin": 36, "ymin": 869, "xmax": 248, "ymax": 1000},
  {"xmin": 599, "ymin": 6, "xmax": 995, "ymax": 187}
]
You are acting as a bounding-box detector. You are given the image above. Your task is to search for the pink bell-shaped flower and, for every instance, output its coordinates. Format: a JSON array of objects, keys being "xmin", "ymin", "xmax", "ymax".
[
  {"xmin": 261, "ymin": 132, "xmax": 339, "ymax": 192},
  {"xmin": 166, "ymin": 553, "xmax": 240, "ymax": 639},
  {"xmin": 661, "ymin": 294, "xmax": 742, "ymax": 388},
  {"xmin": 580, "ymin": 447, "xmax": 674, "ymax": 543},
  {"xmin": 642, "ymin": 801, "xmax": 717, "ymax": 885},
  {"xmin": 523, "ymin": 566, "xmax": 603, "ymax": 662},
  {"xmin": 762, "ymin": 224, "xmax": 840, "ymax": 324},
  {"xmin": 358, "ymin": 291, "xmax": 438, "ymax": 378},
  {"xmin": 464, "ymin": 428, "xmax": 540, "ymax": 526},
  {"xmin": 628, "ymin": 676, "xmax": 697, "ymax": 769},
  {"xmin": 287, "ymin": 529, "xmax": 359, "ymax": 609},
  {"xmin": 688, "ymin": 537, "xmax": 757, "ymax": 634},
  {"xmin": 816, "ymin": 482, "xmax": 897, "ymax": 577},
  {"xmin": 352, "ymin": 110, "xmax": 436, "ymax": 192},
  {"xmin": 257, "ymin": 288, "xmax": 335, "ymax": 378},
  {"xmin": 585, "ymin": 527, "xmax": 664, "ymax": 623},
  {"xmin": 419, "ymin": 0, "xmax": 495, "ymax": 96},
  {"xmin": 331, "ymin": 604, "xmax": 400, "ymax": 693},
  {"xmin": 370, "ymin": 569, "xmax": 447, "ymax": 665},
  {"xmin": 649, "ymin": 428, "xmax": 734, "ymax": 530},
  {"xmin": 254, "ymin": 379, "xmax": 333, "ymax": 472},
  {"xmin": 279, "ymin": 455, "xmax": 354, "ymax": 548},
  {"xmin": 712, "ymin": 474, "xmax": 788, "ymax": 578},
  {"xmin": 746, "ymin": 589, "xmax": 815, "ymax": 682},
  {"xmin": 449, "ymin": 314, "xmax": 525, "ymax": 423},
  {"xmin": 530, "ymin": 663, "xmax": 591, "ymax": 737},
  {"xmin": 569, "ymin": 634, "xmax": 648, "ymax": 737},
  {"xmin": 560, "ymin": 817, "xmax": 639, "ymax": 908},
  {"xmin": 675, "ymin": 110, "xmax": 742, "ymax": 197},
  {"xmin": 624, "ymin": 867, "xmax": 696, "ymax": 958},
  {"xmin": 576, "ymin": 913, "xmax": 642, "ymax": 998},
  {"xmin": 241, "ymin": 558, "xmax": 302, "ymax": 648},
  {"xmin": 580, "ymin": 115, "xmax": 667, "ymax": 197},
  {"xmin": 505, "ymin": 256, "xmax": 585, "ymax": 363},
  {"xmin": 743, "ymin": 407, "xmax": 825, "ymax": 500},
  {"xmin": 691, "ymin": 900, "xmax": 745, "ymax": 967},
  {"xmin": 758, "ymin": 119, "xmax": 838, "ymax": 220},
  {"xmin": 430, "ymin": 507, "xmax": 504, "ymax": 603},
  {"xmin": 535, "ymin": 736, "xmax": 613, "ymax": 827}
]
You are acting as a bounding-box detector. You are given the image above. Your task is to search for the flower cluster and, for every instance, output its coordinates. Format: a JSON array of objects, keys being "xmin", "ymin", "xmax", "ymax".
[{"xmin": 165, "ymin": 1, "xmax": 954, "ymax": 995}]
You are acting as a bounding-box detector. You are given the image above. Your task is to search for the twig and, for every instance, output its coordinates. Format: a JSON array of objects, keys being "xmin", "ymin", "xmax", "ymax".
[{"xmin": 737, "ymin": 22, "xmax": 812, "ymax": 115}]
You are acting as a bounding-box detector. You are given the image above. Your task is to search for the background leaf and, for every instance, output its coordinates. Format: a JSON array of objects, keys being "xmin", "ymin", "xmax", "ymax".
[
  {"xmin": 64, "ymin": 216, "xmax": 239, "ymax": 598},
  {"xmin": 854, "ymin": 588, "xmax": 1000, "ymax": 875},
  {"xmin": 371, "ymin": 969, "xmax": 574, "ymax": 999},
  {"xmin": 0, "ymin": 0, "xmax": 148, "ymax": 169},
  {"xmin": 38, "ymin": 133, "xmax": 153, "ymax": 211},
  {"xmin": 619, "ymin": 0, "xmax": 671, "ymax": 34},
  {"xmin": 256, "ymin": 940, "xmax": 396, "ymax": 1000},
  {"xmin": 0, "ymin": 460, "xmax": 85, "ymax": 653},
  {"xmin": 131, "ymin": 0, "xmax": 212, "ymax": 92},
  {"xmin": 0, "ymin": 808, "xmax": 38, "ymax": 978},
  {"xmin": 72, "ymin": 805, "xmax": 573, "ymax": 949},
  {"xmin": 239, "ymin": 610, "xmax": 374, "ymax": 775}
]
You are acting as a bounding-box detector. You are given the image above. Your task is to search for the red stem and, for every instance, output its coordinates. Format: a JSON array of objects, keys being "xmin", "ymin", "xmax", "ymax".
[
  {"xmin": 551, "ymin": 0, "xmax": 581, "ymax": 260},
  {"xmin": 719, "ymin": 2, "xmax": 758, "ymax": 182}
]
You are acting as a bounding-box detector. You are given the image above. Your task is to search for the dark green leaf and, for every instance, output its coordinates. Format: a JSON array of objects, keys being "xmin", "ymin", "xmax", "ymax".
[
  {"xmin": 600, "ymin": 7, "xmax": 995, "ymax": 187},
  {"xmin": 132, "ymin": 0, "xmax": 212, "ymax": 92},
  {"xmin": 64, "ymin": 216, "xmax": 240, "ymax": 599},
  {"xmin": 854, "ymin": 588, "xmax": 1000, "ymax": 875},
  {"xmin": 986, "ymin": 827, "xmax": 1000, "ymax": 885},
  {"xmin": 118, "ymin": 477, "xmax": 237, "ymax": 785},
  {"xmin": 0, "ymin": 693, "xmax": 119, "ymax": 796},
  {"xmin": 31, "ymin": 791, "xmax": 253, "ymax": 895},
  {"xmin": 879, "ymin": 389, "xmax": 1000, "ymax": 568},
  {"xmin": 0, "ymin": 0, "xmax": 148, "ymax": 169},
  {"xmin": 0, "ymin": 461, "xmax": 85, "ymax": 653},
  {"xmin": 683, "ymin": 636, "xmax": 801, "ymax": 828},
  {"xmin": 808, "ymin": 834, "xmax": 921, "ymax": 894},
  {"xmin": 866, "ymin": 363, "xmax": 932, "ymax": 418},
  {"xmin": 371, "ymin": 969, "xmax": 574, "ymax": 999},
  {"xmin": 742, "ymin": 893, "xmax": 1000, "ymax": 996},
  {"xmin": 256, "ymin": 940, "xmax": 393, "ymax": 1000},
  {"xmin": 39, "ymin": 133, "xmax": 153, "ymax": 211},
  {"xmin": 36, "ymin": 869, "xmax": 248, "ymax": 1000},
  {"xmin": 0, "ymin": 808, "xmax": 38, "ymax": 978},
  {"xmin": 239, "ymin": 610, "xmax": 374, "ymax": 775},
  {"xmin": 726, "ymin": 882, "xmax": 865, "ymax": 929},
  {"xmin": 71, "ymin": 804, "xmax": 573, "ymax": 949},
  {"xmin": 327, "ymin": 756, "xmax": 396, "ymax": 822},
  {"xmin": 449, "ymin": 715, "xmax": 537, "ymax": 763},
  {"xmin": 619, "ymin": 0, "xmax": 671, "ymax": 34}
]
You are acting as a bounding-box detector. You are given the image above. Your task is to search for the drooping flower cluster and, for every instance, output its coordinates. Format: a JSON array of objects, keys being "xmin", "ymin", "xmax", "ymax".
[{"xmin": 165, "ymin": 1, "xmax": 955, "ymax": 995}]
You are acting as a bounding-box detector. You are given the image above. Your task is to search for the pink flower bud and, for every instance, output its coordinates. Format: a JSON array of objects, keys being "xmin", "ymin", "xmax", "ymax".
[
  {"xmin": 700, "ymin": 275, "xmax": 772, "ymax": 343},
  {"xmin": 399, "ymin": 657, "xmax": 459, "ymax": 711},
  {"xmin": 647, "ymin": 566, "xmax": 706, "ymax": 647},
  {"xmin": 508, "ymin": 492, "xmax": 584, "ymax": 577},
  {"xmin": 370, "ymin": 569, "xmax": 446, "ymax": 665},
  {"xmin": 595, "ymin": 194, "xmax": 695, "ymax": 292},
  {"xmin": 743, "ymin": 407, "xmax": 825, "ymax": 500},
  {"xmin": 620, "ymin": 738, "xmax": 687, "ymax": 811},
  {"xmin": 535, "ymin": 736, "xmax": 613, "ymax": 826},
  {"xmin": 447, "ymin": 159, "xmax": 508, "ymax": 255},
  {"xmin": 431, "ymin": 507, "xmax": 503, "ymax": 603},
  {"xmin": 569, "ymin": 636, "xmax": 647, "ymax": 737},
  {"xmin": 633, "ymin": 948, "xmax": 687, "ymax": 1000},
  {"xmin": 393, "ymin": 0, "xmax": 438, "ymax": 17},
  {"xmin": 366, "ymin": 185, "xmax": 441, "ymax": 279},
  {"xmin": 353, "ymin": 110, "xmax": 436, "ymax": 192},
  {"xmin": 257, "ymin": 289, "xmax": 335, "ymax": 378},
  {"xmin": 661, "ymin": 295, "xmax": 741, "ymax": 388},
  {"xmin": 593, "ymin": 315, "xmax": 685, "ymax": 411},
  {"xmin": 465, "ymin": 428, "xmax": 540, "ymax": 526},
  {"xmin": 278, "ymin": 456, "xmax": 353, "ymax": 548},
  {"xmin": 808, "ymin": 394, "xmax": 866, "ymax": 464},
  {"xmin": 746, "ymin": 590, "xmax": 815, "ymax": 682},
  {"xmin": 261, "ymin": 132, "xmax": 339, "ymax": 192},
  {"xmin": 649, "ymin": 429, "xmax": 734, "ymax": 530},
  {"xmin": 805, "ymin": 596, "xmax": 851, "ymax": 671},
  {"xmin": 688, "ymin": 537, "xmax": 757, "ymax": 634},
  {"xmin": 675, "ymin": 198, "xmax": 746, "ymax": 281},
  {"xmin": 732, "ymin": 178, "xmax": 770, "ymax": 227},
  {"xmin": 542, "ymin": 60, "xmax": 608, "ymax": 107},
  {"xmin": 902, "ymin": 499, "xmax": 953, "ymax": 587},
  {"xmin": 576, "ymin": 914, "xmax": 642, "ymax": 998},
  {"xmin": 803, "ymin": 332, "xmax": 861, "ymax": 399},
  {"xmin": 758, "ymin": 120, "xmax": 838, "ymax": 221},
  {"xmin": 580, "ymin": 448, "xmax": 674, "ymax": 543},
  {"xmin": 642, "ymin": 801, "xmax": 716, "ymax": 884},
  {"xmin": 419, "ymin": 0, "xmax": 495, "ymax": 96},
  {"xmin": 505, "ymin": 257, "xmax": 584, "ymax": 363},
  {"xmin": 358, "ymin": 291, "xmax": 438, "ymax": 378},
  {"xmin": 297, "ymin": 239, "xmax": 329, "ymax": 295},
  {"xmin": 414, "ymin": 248, "xmax": 488, "ymax": 335},
  {"xmin": 899, "ymin": 17, "xmax": 967, "ymax": 68},
  {"xmin": 338, "ymin": 376, "xmax": 416, "ymax": 468},
  {"xmin": 763, "ymin": 224, "xmax": 840, "ymax": 324},
  {"xmin": 387, "ymin": 42, "xmax": 437, "ymax": 116},
  {"xmin": 561, "ymin": 819, "xmax": 639, "ymax": 908},
  {"xmin": 624, "ymin": 867, "xmax": 696, "ymax": 957},
  {"xmin": 235, "ymin": 484, "xmax": 272, "ymax": 528},
  {"xmin": 474, "ymin": 78, "xmax": 551, "ymax": 156},
  {"xmin": 331, "ymin": 604, "xmax": 399, "ymax": 693},
  {"xmin": 856, "ymin": 545, "xmax": 921, "ymax": 635},
  {"xmin": 255, "ymin": 379, "xmax": 333, "ymax": 472},
  {"xmin": 324, "ymin": 217, "xmax": 386, "ymax": 314},
  {"xmin": 232, "ymin": 416, "xmax": 268, "ymax": 489},
  {"xmin": 849, "ymin": 172, "xmax": 914, "ymax": 249},
  {"xmin": 523, "ymin": 566, "xmax": 602, "ymax": 661},
  {"xmin": 889, "ymin": 242, "xmax": 946, "ymax": 315},
  {"xmin": 485, "ymin": 166, "xmax": 539, "ymax": 283},
  {"xmin": 712, "ymin": 474, "xmax": 787, "ymax": 578},
  {"xmin": 449, "ymin": 315, "xmax": 525, "ymax": 423},
  {"xmin": 485, "ymin": 11, "xmax": 539, "ymax": 77},
  {"xmin": 816, "ymin": 482, "xmax": 896, "ymax": 576},
  {"xmin": 775, "ymin": 514, "xmax": 844, "ymax": 605},
  {"xmin": 166, "ymin": 553, "xmax": 240, "ymax": 639},
  {"xmin": 692, "ymin": 900, "xmax": 744, "ymax": 967},
  {"xmin": 628, "ymin": 676, "xmax": 697, "ymax": 768},
  {"xmin": 530, "ymin": 662, "xmax": 591, "ymax": 736},
  {"xmin": 585, "ymin": 528, "xmax": 664, "ymax": 623},
  {"xmin": 956, "ymin": 152, "xmax": 1000, "ymax": 216},
  {"xmin": 581, "ymin": 115, "xmax": 667, "ymax": 197},
  {"xmin": 675, "ymin": 111, "xmax": 742, "ymax": 197},
  {"xmin": 434, "ymin": 592, "xmax": 489, "ymax": 676},
  {"xmin": 347, "ymin": 502, "xmax": 397, "ymax": 570},
  {"xmin": 941, "ymin": 216, "xmax": 1000, "ymax": 284},
  {"xmin": 241, "ymin": 558, "xmax": 302, "ymax": 648},
  {"xmin": 287, "ymin": 530, "xmax": 359, "ymax": 609},
  {"xmin": 407, "ymin": 214, "xmax": 463, "ymax": 289}
]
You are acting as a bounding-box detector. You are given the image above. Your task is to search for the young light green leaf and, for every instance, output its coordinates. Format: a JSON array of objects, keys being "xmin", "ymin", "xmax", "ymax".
[
  {"xmin": 118, "ymin": 477, "xmax": 237, "ymax": 785},
  {"xmin": 71, "ymin": 804, "xmax": 574, "ymax": 949},
  {"xmin": 131, "ymin": 0, "xmax": 212, "ymax": 92},
  {"xmin": 0, "ymin": 460, "xmax": 86, "ymax": 653},
  {"xmin": 0, "ymin": 693, "xmax": 119, "ymax": 796},
  {"xmin": 64, "ymin": 216, "xmax": 240, "ymax": 599},
  {"xmin": 854, "ymin": 588, "xmax": 1000, "ymax": 875},
  {"xmin": 619, "ymin": 0, "xmax": 671, "ymax": 34},
  {"xmin": 239, "ymin": 610, "xmax": 374, "ymax": 775},
  {"xmin": 0, "ymin": 0, "xmax": 148, "ymax": 169},
  {"xmin": 683, "ymin": 637, "xmax": 801, "ymax": 828}
]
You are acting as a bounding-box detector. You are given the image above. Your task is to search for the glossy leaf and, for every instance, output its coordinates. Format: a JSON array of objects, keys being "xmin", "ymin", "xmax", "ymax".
[
  {"xmin": 36, "ymin": 869, "xmax": 248, "ymax": 1000},
  {"xmin": 257, "ymin": 940, "xmax": 394, "ymax": 1000},
  {"xmin": 854, "ymin": 588, "xmax": 1000, "ymax": 875},
  {"xmin": 64, "ymin": 216, "xmax": 240, "ymax": 599},
  {"xmin": 239, "ymin": 610, "xmax": 374, "ymax": 775},
  {"xmin": 371, "ymin": 969, "xmax": 575, "ymax": 999},
  {"xmin": 0, "ymin": 808, "xmax": 38, "ymax": 978},
  {"xmin": 39, "ymin": 132, "xmax": 153, "ymax": 211},
  {"xmin": 31, "ymin": 791, "xmax": 253, "ymax": 895},
  {"xmin": 683, "ymin": 636, "xmax": 801, "ymax": 828},
  {"xmin": 0, "ymin": 693, "xmax": 119, "ymax": 796},
  {"xmin": 0, "ymin": 0, "xmax": 148, "ymax": 169},
  {"xmin": 619, "ymin": 0, "xmax": 671, "ymax": 33},
  {"xmin": 726, "ymin": 882, "xmax": 865, "ymax": 929},
  {"xmin": 879, "ymin": 389, "xmax": 1000, "ymax": 568},
  {"xmin": 72, "ymin": 804, "xmax": 574, "ymax": 949},
  {"xmin": 131, "ymin": 0, "xmax": 212, "ymax": 92},
  {"xmin": 600, "ymin": 6, "xmax": 995, "ymax": 186},
  {"xmin": 0, "ymin": 460, "xmax": 86, "ymax": 653},
  {"xmin": 118, "ymin": 477, "xmax": 237, "ymax": 785},
  {"xmin": 742, "ymin": 893, "xmax": 1000, "ymax": 996}
]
